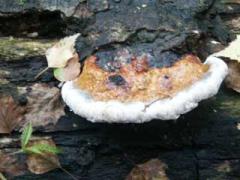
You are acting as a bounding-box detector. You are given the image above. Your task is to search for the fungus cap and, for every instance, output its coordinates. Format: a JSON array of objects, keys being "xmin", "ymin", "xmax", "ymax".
[{"xmin": 61, "ymin": 56, "xmax": 228, "ymax": 123}]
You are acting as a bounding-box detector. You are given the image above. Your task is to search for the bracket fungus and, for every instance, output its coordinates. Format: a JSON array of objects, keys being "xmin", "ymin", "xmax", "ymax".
[{"xmin": 46, "ymin": 34, "xmax": 228, "ymax": 123}]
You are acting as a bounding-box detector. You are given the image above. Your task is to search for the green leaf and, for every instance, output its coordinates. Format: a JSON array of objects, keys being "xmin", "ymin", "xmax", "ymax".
[
  {"xmin": 18, "ymin": 0, "xmax": 26, "ymax": 5},
  {"xmin": 21, "ymin": 122, "xmax": 33, "ymax": 148},
  {"xmin": 24, "ymin": 144, "xmax": 62, "ymax": 155},
  {"xmin": 24, "ymin": 146, "xmax": 42, "ymax": 155},
  {"xmin": 53, "ymin": 68, "xmax": 64, "ymax": 81}
]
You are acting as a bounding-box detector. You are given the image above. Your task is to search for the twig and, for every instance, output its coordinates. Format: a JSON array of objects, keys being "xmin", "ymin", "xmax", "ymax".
[
  {"xmin": 34, "ymin": 67, "xmax": 49, "ymax": 80},
  {"xmin": 142, "ymin": 93, "xmax": 173, "ymax": 112},
  {"xmin": 0, "ymin": 172, "xmax": 7, "ymax": 180},
  {"xmin": 58, "ymin": 165, "xmax": 78, "ymax": 180}
]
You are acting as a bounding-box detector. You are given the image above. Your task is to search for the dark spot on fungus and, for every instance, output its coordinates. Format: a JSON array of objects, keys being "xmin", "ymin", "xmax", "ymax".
[
  {"xmin": 164, "ymin": 75, "xmax": 169, "ymax": 79},
  {"xmin": 108, "ymin": 75, "xmax": 126, "ymax": 86},
  {"xmin": 26, "ymin": 87, "xmax": 32, "ymax": 93},
  {"xmin": 131, "ymin": 55, "xmax": 149, "ymax": 73}
]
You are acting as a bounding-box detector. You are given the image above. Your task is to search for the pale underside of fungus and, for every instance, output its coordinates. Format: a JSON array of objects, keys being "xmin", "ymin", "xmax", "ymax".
[{"xmin": 47, "ymin": 34, "xmax": 228, "ymax": 123}]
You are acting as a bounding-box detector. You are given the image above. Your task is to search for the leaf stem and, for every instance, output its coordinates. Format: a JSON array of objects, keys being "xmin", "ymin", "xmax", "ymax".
[{"xmin": 58, "ymin": 165, "xmax": 79, "ymax": 180}]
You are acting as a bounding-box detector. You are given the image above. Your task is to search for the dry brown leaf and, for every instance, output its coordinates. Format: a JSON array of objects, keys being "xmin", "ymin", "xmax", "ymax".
[
  {"xmin": 0, "ymin": 152, "xmax": 26, "ymax": 177},
  {"xmin": 26, "ymin": 139, "xmax": 60, "ymax": 174},
  {"xmin": 213, "ymin": 35, "xmax": 240, "ymax": 92},
  {"xmin": 126, "ymin": 159, "xmax": 169, "ymax": 180},
  {"xmin": 54, "ymin": 53, "xmax": 81, "ymax": 82},
  {"xmin": 21, "ymin": 83, "xmax": 65, "ymax": 128},
  {"xmin": 0, "ymin": 96, "xmax": 26, "ymax": 134},
  {"xmin": 223, "ymin": 0, "xmax": 240, "ymax": 4},
  {"xmin": 225, "ymin": 60, "xmax": 240, "ymax": 93},
  {"xmin": 214, "ymin": 35, "xmax": 240, "ymax": 62},
  {"xmin": 46, "ymin": 33, "xmax": 80, "ymax": 68}
]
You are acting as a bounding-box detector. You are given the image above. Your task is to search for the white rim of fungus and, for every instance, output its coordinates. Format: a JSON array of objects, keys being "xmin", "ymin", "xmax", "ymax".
[{"xmin": 61, "ymin": 56, "xmax": 228, "ymax": 123}]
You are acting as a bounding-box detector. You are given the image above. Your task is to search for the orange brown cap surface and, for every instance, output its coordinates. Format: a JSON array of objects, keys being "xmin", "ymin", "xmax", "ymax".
[{"xmin": 74, "ymin": 54, "xmax": 209, "ymax": 102}]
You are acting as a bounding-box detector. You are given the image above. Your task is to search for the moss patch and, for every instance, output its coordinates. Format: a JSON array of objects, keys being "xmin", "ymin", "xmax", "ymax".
[{"xmin": 0, "ymin": 37, "xmax": 56, "ymax": 61}]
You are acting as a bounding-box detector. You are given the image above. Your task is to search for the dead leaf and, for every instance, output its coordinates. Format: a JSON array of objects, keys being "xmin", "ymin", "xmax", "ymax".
[
  {"xmin": 26, "ymin": 139, "xmax": 60, "ymax": 174},
  {"xmin": 126, "ymin": 159, "xmax": 169, "ymax": 180},
  {"xmin": 18, "ymin": 83, "xmax": 65, "ymax": 129},
  {"xmin": 213, "ymin": 35, "xmax": 240, "ymax": 92},
  {"xmin": 46, "ymin": 34, "xmax": 80, "ymax": 68},
  {"xmin": 214, "ymin": 35, "xmax": 240, "ymax": 61},
  {"xmin": 225, "ymin": 60, "xmax": 240, "ymax": 93},
  {"xmin": 223, "ymin": 0, "xmax": 240, "ymax": 4},
  {"xmin": 54, "ymin": 53, "xmax": 81, "ymax": 82},
  {"xmin": 0, "ymin": 96, "xmax": 26, "ymax": 134},
  {"xmin": 0, "ymin": 152, "xmax": 26, "ymax": 177}
]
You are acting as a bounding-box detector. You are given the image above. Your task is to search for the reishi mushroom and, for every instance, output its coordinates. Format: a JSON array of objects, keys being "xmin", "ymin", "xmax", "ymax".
[{"xmin": 46, "ymin": 34, "xmax": 228, "ymax": 123}]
